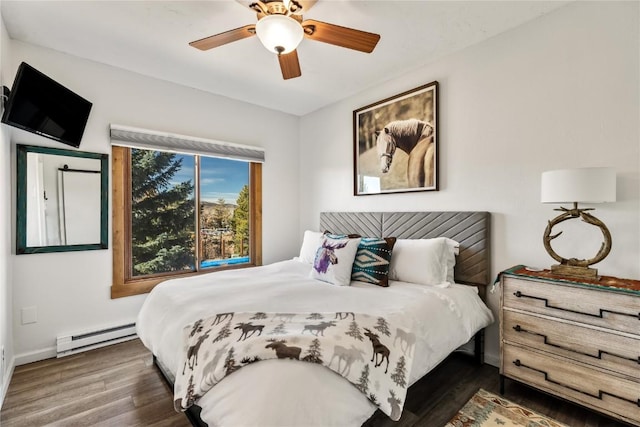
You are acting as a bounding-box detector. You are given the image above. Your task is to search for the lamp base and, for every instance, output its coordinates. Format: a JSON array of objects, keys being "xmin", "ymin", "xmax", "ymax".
[{"xmin": 551, "ymin": 264, "xmax": 599, "ymax": 280}]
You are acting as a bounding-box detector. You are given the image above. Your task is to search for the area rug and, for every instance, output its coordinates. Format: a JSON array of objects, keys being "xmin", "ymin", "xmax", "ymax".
[{"xmin": 445, "ymin": 388, "xmax": 568, "ymax": 427}]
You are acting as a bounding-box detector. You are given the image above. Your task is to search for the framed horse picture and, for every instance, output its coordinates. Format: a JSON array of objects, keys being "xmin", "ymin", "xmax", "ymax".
[{"xmin": 353, "ymin": 81, "xmax": 438, "ymax": 195}]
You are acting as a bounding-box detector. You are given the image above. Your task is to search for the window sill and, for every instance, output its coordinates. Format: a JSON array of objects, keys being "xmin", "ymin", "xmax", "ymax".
[{"xmin": 110, "ymin": 262, "xmax": 261, "ymax": 298}]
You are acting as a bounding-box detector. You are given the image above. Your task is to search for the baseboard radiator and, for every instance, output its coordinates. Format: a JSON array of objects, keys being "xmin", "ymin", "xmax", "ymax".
[{"xmin": 56, "ymin": 323, "xmax": 137, "ymax": 357}]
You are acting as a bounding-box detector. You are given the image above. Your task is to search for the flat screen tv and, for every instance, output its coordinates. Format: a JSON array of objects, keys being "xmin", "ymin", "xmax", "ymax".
[{"xmin": 1, "ymin": 62, "xmax": 92, "ymax": 148}]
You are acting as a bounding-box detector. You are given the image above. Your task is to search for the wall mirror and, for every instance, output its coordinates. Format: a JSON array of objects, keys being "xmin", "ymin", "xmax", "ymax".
[{"xmin": 16, "ymin": 144, "xmax": 108, "ymax": 254}]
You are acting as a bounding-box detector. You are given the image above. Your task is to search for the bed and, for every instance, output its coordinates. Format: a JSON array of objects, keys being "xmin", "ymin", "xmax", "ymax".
[{"xmin": 136, "ymin": 211, "xmax": 494, "ymax": 426}]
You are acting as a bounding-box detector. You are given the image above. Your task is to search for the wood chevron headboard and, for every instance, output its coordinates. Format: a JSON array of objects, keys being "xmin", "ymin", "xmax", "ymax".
[{"xmin": 319, "ymin": 212, "xmax": 491, "ymax": 286}]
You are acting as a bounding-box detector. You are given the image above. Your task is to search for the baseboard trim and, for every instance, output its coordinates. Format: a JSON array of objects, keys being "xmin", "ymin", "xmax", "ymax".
[
  {"xmin": 0, "ymin": 355, "xmax": 15, "ymax": 409},
  {"xmin": 14, "ymin": 346, "xmax": 56, "ymax": 366}
]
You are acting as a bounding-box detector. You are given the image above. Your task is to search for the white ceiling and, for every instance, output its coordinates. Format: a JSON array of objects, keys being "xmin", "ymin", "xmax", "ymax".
[{"xmin": 1, "ymin": 1, "xmax": 569, "ymax": 116}]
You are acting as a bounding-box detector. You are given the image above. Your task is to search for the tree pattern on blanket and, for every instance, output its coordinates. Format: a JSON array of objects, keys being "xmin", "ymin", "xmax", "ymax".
[{"xmin": 173, "ymin": 312, "xmax": 416, "ymax": 421}]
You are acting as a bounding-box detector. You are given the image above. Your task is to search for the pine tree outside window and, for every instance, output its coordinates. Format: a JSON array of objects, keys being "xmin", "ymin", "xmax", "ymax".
[
  {"xmin": 111, "ymin": 144, "xmax": 262, "ymax": 298},
  {"xmin": 130, "ymin": 150, "xmax": 196, "ymax": 277}
]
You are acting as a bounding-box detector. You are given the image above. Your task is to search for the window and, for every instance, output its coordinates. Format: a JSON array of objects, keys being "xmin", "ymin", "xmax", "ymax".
[{"xmin": 111, "ymin": 146, "xmax": 262, "ymax": 298}]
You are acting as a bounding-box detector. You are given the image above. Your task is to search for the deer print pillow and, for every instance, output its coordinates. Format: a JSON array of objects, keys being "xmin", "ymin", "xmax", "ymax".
[{"xmin": 310, "ymin": 235, "xmax": 362, "ymax": 286}]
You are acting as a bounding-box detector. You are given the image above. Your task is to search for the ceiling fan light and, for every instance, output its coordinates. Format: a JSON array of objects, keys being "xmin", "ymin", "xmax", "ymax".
[{"xmin": 255, "ymin": 15, "xmax": 303, "ymax": 54}]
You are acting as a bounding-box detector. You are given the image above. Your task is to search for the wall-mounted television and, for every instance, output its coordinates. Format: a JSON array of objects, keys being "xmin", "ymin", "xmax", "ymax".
[{"xmin": 1, "ymin": 62, "xmax": 92, "ymax": 148}]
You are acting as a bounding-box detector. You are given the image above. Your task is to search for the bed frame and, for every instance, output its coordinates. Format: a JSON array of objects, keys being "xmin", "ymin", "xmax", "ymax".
[{"xmin": 156, "ymin": 211, "xmax": 491, "ymax": 427}]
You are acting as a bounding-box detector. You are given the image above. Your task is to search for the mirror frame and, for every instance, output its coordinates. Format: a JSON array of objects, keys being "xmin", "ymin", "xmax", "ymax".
[{"xmin": 16, "ymin": 144, "xmax": 109, "ymax": 254}]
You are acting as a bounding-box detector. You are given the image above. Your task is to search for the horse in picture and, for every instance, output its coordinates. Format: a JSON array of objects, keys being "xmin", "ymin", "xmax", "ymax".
[{"xmin": 375, "ymin": 118, "xmax": 435, "ymax": 188}]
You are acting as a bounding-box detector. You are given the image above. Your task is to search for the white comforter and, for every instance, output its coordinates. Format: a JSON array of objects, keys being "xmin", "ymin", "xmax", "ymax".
[{"xmin": 137, "ymin": 259, "xmax": 494, "ymax": 427}]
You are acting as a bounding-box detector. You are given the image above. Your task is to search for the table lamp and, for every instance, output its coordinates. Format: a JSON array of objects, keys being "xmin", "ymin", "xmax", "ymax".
[{"xmin": 540, "ymin": 167, "xmax": 616, "ymax": 279}]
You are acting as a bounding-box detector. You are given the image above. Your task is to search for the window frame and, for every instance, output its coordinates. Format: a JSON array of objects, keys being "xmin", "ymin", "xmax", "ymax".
[{"xmin": 111, "ymin": 146, "xmax": 262, "ymax": 298}]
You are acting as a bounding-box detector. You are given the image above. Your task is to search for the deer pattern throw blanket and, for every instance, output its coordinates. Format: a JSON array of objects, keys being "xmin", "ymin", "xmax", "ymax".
[{"xmin": 174, "ymin": 311, "xmax": 417, "ymax": 421}]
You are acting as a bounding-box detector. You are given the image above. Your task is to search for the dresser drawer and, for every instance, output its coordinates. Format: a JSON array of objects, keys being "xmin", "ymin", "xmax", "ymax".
[
  {"xmin": 503, "ymin": 276, "xmax": 640, "ymax": 335},
  {"xmin": 503, "ymin": 310, "xmax": 640, "ymax": 380},
  {"xmin": 503, "ymin": 343, "xmax": 640, "ymax": 425}
]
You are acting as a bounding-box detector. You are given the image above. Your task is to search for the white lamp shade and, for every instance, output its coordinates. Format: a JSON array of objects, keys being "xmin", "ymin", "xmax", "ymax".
[
  {"xmin": 541, "ymin": 167, "xmax": 616, "ymax": 204},
  {"xmin": 255, "ymin": 15, "xmax": 304, "ymax": 54}
]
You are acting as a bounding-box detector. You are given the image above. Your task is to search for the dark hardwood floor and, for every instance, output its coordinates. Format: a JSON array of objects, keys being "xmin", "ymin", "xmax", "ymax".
[
  {"xmin": 0, "ymin": 339, "xmax": 629, "ymax": 426},
  {"xmin": 0, "ymin": 340, "xmax": 188, "ymax": 427}
]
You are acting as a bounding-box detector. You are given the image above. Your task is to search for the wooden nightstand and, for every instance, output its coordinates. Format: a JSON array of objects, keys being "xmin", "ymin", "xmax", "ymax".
[{"xmin": 499, "ymin": 265, "xmax": 640, "ymax": 426}]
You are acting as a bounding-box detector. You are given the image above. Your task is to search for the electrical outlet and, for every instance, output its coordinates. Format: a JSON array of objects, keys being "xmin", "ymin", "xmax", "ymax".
[{"xmin": 1, "ymin": 345, "xmax": 5, "ymax": 376}]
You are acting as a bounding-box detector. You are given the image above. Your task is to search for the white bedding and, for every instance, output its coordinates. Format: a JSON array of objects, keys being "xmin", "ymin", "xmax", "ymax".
[{"xmin": 137, "ymin": 259, "xmax": 494, "ymax": 427}]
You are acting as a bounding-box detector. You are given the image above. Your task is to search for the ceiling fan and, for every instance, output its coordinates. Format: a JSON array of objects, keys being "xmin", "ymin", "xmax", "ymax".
[{"xmin": 189, "ymin": 0, "xmax": 381, "ymax": 80}]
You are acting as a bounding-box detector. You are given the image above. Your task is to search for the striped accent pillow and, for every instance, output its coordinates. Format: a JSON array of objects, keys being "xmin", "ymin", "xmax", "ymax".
[{"xmin": 351, "ymin": 237, "xmax": 396, "ymax": 287}]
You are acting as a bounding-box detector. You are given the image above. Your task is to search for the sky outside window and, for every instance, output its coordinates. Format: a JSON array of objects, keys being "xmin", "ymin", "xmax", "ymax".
[{"xmin": 172, "ymin": 154, "xmax": 249, "ymax": 204}]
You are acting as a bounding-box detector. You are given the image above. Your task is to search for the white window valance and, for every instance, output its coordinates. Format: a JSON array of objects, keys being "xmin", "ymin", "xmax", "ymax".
[{"xmin": 109, "ymin": 124, "xmax": 265, "ymax": 163}]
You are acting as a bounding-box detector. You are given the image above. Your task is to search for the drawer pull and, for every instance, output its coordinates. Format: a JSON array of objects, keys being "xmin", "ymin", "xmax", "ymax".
[
  {"xmin": 512, "ymin": 291, "xmax": 639, "ymax": 321},
  {"xmin": 512, "ymin": 359, "xmax": 640, "ymax": 407},
  {"xmin": 512, "ymin": 324, "xmax": 639, "ymax": 364}
]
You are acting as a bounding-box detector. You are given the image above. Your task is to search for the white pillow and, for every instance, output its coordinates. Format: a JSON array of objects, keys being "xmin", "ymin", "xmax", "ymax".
[
  {"xmin": 310, "ymin": 235, "xmax": 361, "ymax": 286},
  {"xmin": 444, "ymin": 238, "xmax": 459, "ymax": 284},
  {"xmin": 298, "ymin": 230, "xmax": 324, "ymax": 264},
  {"xmin": 389, "ymin": 237, "xmax": 458, "ymax": 286}
]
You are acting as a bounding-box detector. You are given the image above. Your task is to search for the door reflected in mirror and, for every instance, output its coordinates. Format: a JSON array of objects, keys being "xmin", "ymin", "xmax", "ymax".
[{"xmin": 17, "ymin": 145, "xmax": 108, "ymax": 254}]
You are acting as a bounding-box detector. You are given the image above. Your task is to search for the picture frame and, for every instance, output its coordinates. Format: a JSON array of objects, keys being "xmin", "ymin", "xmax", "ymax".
[{"xmin": 353, "ymin": 81, "xmax": 438, "ymax": 195}]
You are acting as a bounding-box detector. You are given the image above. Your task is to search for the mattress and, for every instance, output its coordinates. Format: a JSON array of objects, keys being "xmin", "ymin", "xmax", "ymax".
[{"xmin": 137, "ymin": 259, "xmax": 494, "ymax": 426}]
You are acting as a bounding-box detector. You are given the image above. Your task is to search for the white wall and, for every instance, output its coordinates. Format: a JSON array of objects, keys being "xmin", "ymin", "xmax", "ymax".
[
  {"xmin": 5, "ymin": 41, "xmax": 301, "ymax": 363},
  {"xmin": 299, "ymin": 1, "xmax": 640, "ymax": 366},
  {"xmin": 0, "ymin": 9, "xmax": 14, "ymax": 406}
]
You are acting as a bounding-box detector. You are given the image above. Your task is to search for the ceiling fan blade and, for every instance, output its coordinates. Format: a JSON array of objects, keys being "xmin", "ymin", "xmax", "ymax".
[
  {"xmin": 302, "ymin": 19, "xmax": 380, "ymax": 53},
  {"xmin": 189, "ymin": 25, "xmax": 256, "ymax": 51},
  {"xmin": 278, "ymin": 50, "xmax": 302, "ymax": 80}
]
